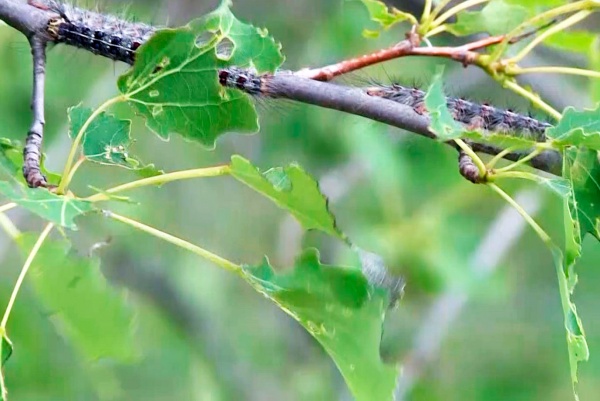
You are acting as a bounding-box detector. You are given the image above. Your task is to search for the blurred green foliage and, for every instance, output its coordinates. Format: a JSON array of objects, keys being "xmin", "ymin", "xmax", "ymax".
[{"xmin": 0, "ymin": 0, "xmax": 599, "ymax": 400}]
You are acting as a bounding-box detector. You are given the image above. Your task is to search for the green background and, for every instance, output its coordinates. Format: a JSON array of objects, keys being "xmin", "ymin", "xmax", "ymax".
[{"xmin": 0, "ymin": 0, "xmax": 598, "ymax": 400}]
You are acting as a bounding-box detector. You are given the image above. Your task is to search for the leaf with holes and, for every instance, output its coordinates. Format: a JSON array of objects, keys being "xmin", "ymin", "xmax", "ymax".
[
  {"xmin": 118, "ymin": 0, "xmax": 283, "ymax": 147},
  {"xmin": 559, "ymin": 146, "xmax": 598, "ymax": 397},
  {"xmin": 446, "ymin": 0, "xmax": 528, "ymax": 37},
  {"xmin": 230, "ymin": 156, "xmax": 344, "ymax": 239},
  {"xmin": 424, "ymin": 68, "xmax": 464, "ymax": 141},
  {"xmin": 0, "ymin": 182, "xmax": 94, "ymax": 229},
  {"xmin": 359, "ymin": 0, "xmax": 417, "ymax": 37},
  {"xmin": 548, "ymin": 243, "xmax": 588, "ymax": 400},
  {"xmin": 547, "ymin": 106, "xmax": 600, "ymax": 151},
  {"xmin": 564, "ymin": 148, "xmax": 600, "ymax": 240},
  {"xmin": 18, "ymin": 234, "xmax": 138, "ymax": 362},
  {"xmin": 68, "ymin": 106, "xmax": 161, "ymax": 175},
  {"xmin": 242, "ymin": 249, "xmax": 398, "ymax": 401}
]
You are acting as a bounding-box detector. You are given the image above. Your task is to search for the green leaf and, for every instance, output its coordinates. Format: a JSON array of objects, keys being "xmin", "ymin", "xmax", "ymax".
[
  {"xmin": 68, "ymin": 106, "xmax": 162, "ymax": 176},
  {"xmin": 242, "ymin": 249, "xmax": 399, "ymax": 401},
  {"xmin": 118, "ymin": 1, "xmax": 284, "ymax": 147},
  {"xmin": 549, "ymin": 245, "xmax": 588, "ymax": 398},
  {"xmin": 424, "ymin": 67, "xmax": 464, "ymax": 141},
  {"xmin": 0, "ymin": 138, "xmax": 61, "ymax": 186},
  {"xmin": 543, "ymin": 30, "xmax": 596, "ymax": 55},
  {"xmin": 564, "ymin": 148, "xmax": 600, "ymax": 240},
  {"xmin": 229, "ymin": 156, "xmax": 344, "ymax": 239},
  {"xmin": 446, "ymin": 0, "xmax": 529, "ymax": 37},
  {"xmin": 0, "ymin": 335, "xmax": 12, "ymax": 366},
  {"xmin": 0, "ymin": 182, "xmax": 94, "ymax": 229},
  {"xmin": 17, "ymin": 234, "xmax": 138, "ymax": 362},
  {"xmin": 504, "ymin": 0, "xmax": 568, "ymax": 11},
  {"xmin": 547, "ymin": 106, "xmax": 600, "ymax": 150},
  {"xmin": 0, "ymin": 334, "xmax": 10, "ymax": 401},
  {"xmin": 560, "ymin": 147, "xmax": 597, "ymax": 397},
  {"xmin": 359, "ymin": 0, "xmax": 417, "ymax": 37}
]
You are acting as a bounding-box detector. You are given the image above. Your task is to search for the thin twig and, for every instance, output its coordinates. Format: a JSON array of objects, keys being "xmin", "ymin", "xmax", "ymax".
[{"xmin": 22, "ymin": 34, "xmax": 49, "ymax": 188}]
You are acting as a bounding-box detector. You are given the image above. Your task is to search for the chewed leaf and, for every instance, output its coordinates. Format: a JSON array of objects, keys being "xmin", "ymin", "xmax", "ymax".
[
  {"xmin": 0, "ymin": 182, "xmax": 94, "ymax": 229},
  {"xmin": 191, "ymin": 0, "xmax": 284, "ymax": 71},
  {"xmin": 547, "ymin": 106, "xmax": 600, "ymax": 150},
  {"xmin": 424, "ymin": 68, "xmax": 464, "ymax": 140},
  {"xmin": 118, "ymin": 1, "xmax": 283, "ymax": 147},
  {"xmin": 550, "ymin": 245, "xmax": 589, "ymax": 397},
  {"xmin": 561, "ymin": 147, "xmax": 595, "ymax": 397},
  {"xmin": 446, "ymin": 0, "xmax": 528, "ymax": 37},
  {"xmin": 242, "ymin": 249, "xmax": 399, "ymax": 401},
  {"xmin": 0, "ymin": 138, "xmax": 60, "ymax": 186},
  {"xmin": 359, "ymin": 0, "xmax": 417, "ymax": 37},
  {"xmin": 230, "ymin": 156, "xmax": 344, "ymax": 239},
  {"xmin": 17, "ymin": 234, "xmax": 138, "ymax": 362},
  {"xmin": 68, "ymin": 106, "xmax": 162, "ymax": 176},
  {"xmin": 564, "ymin": 148, "xmax": 600, "ymax": 240}
]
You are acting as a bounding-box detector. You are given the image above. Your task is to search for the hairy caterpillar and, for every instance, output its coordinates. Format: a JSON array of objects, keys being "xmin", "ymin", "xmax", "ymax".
[
  {"xmin": 218, "ymin": 67, "xmax": 552, "ymax": 141},
  {"xmin": 29, "ymin": 1, "xmax": 552, "ymax": 141},
  {"xmin": 29, "ymin": 0, "xmax": 157, "ymax": 64}
]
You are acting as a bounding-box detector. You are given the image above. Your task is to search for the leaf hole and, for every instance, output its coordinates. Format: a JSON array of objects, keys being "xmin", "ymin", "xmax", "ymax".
[
  {"xmin": 196, "ymin": 30, "xmax": 218, "ymax": 48},
  {"xmin": 216, "ymin": 37, "xmax": 235, "ymax": 60},
  {"xmin": 151, "ymin": 57, "xmax": 171, "ymax": 75}
]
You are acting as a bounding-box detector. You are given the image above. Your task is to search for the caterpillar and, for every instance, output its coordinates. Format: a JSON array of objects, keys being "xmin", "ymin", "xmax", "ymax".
[
  {"xmin": 30, "ymin": 0, "xmax": 552, "ymax": 141},
  {"xmin": 218, "ymin": 67, "xmax": 552, "ymax": 141},
  {"xmin": 29, "ymin": 0, "xmax": 157, "ymax": 64}
]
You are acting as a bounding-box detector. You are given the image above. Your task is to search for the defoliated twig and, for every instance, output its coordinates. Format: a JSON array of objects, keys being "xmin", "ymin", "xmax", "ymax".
[{"xmin": 22, "ymin": 35, "xmax": 49, "ymax": 188}]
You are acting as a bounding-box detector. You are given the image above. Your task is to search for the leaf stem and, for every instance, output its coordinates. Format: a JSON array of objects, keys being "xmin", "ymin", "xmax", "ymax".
[
  {"xmin": 486, "ymin": 146, "xmax": 518, "ymax": 170},
  {"xmin": 494, "ymin": 148, "xmax": 543, "ymax": 173},
  {"xmin": 0, "ymin": 223, "xmax": 54, "ymax": 329},
  {"xmin": 429, "ymin": 0, "xmax": 455, "ymax": 22},
  {"xmin": 85, "ymin": 165, "xmax": 231, "ymax": 202},
  {"xmin": 507, "ymin": 65, "xmax": 600, "ymax": 79},
  {"xmin": 104, "ymin": 211, "xmax": 241, "ymax": 273},
  {"xmin": 57, "ymin": 95, "xmax": 126, "ymax": 195},
  {"xmin": 490, "ymin": 0, "xmax": 596, "ymax": 61},
  {"xmin": 62, "ymin": 157, "xmax": 86, "ymax": 190},
  {"xmin": 421, "ymin": 0, "xmax": 434, "ymax": 22},
  {"xmin": 507, "ymin": 10, "xmax": 592, "ymax": 64},
  {"xmin": 492, "ymin": 170, "xmax": 542, "ymax": 182},
  {"xmin": 488, "ymin": 183, "xmax": 552, "ymax": 245},
  {"xmin": 0, "ymin": 203, "xmax": 19, "ymax": 239},
  {"xmin": 502, "ymin": 80, "xmax": 562, "ymax": 120},
  {"xmin": 430, "ymin": 0, "xmax": 490, "ymax": 29}
]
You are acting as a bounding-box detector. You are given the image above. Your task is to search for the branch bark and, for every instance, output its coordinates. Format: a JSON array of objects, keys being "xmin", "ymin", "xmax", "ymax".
[
  {"xmin": 263, "ymin": 73, "xmax": 563, "ymax": 175},
  {"xmin": 0, "ymin": 0, "xmax": 564, "ymax": 179}
]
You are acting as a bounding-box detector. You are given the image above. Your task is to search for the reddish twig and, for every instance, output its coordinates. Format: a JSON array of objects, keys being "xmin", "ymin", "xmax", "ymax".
[{"xmin": 295, "ymin": 20, "xmax": 556, "ymax": 81}]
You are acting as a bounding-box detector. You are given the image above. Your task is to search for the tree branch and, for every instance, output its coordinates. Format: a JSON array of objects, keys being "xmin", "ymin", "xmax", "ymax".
[
  {"xmin": 0, "ymin": 0, "xmax": 51, "ymax": 39},
  {"xmin": 22, "ymin": 35, "xmax": 49, "ymax": 187},
  {"xmin": 262, "ymin": 73, "xmax": 563, "ymax": 175},
  {"xmin": 0, "ymin": 0, "xmax": 564, "ymax": 179}
]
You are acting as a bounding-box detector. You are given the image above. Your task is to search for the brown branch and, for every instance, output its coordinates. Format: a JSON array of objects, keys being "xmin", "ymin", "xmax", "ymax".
[
  {"xmin": 22, "ymin": 35, "xmax": 49, "ymax": 188},
  {"xmin": 261, "ymin": 73, "xmax": 562, "ymax": 175},
  {"xmin": 0, "ymin": 1, "xmax": 58, "ymax": 187},
  {"xmin": 295, "ymin": 19, "xmax": 556, "ymax": 81}
]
